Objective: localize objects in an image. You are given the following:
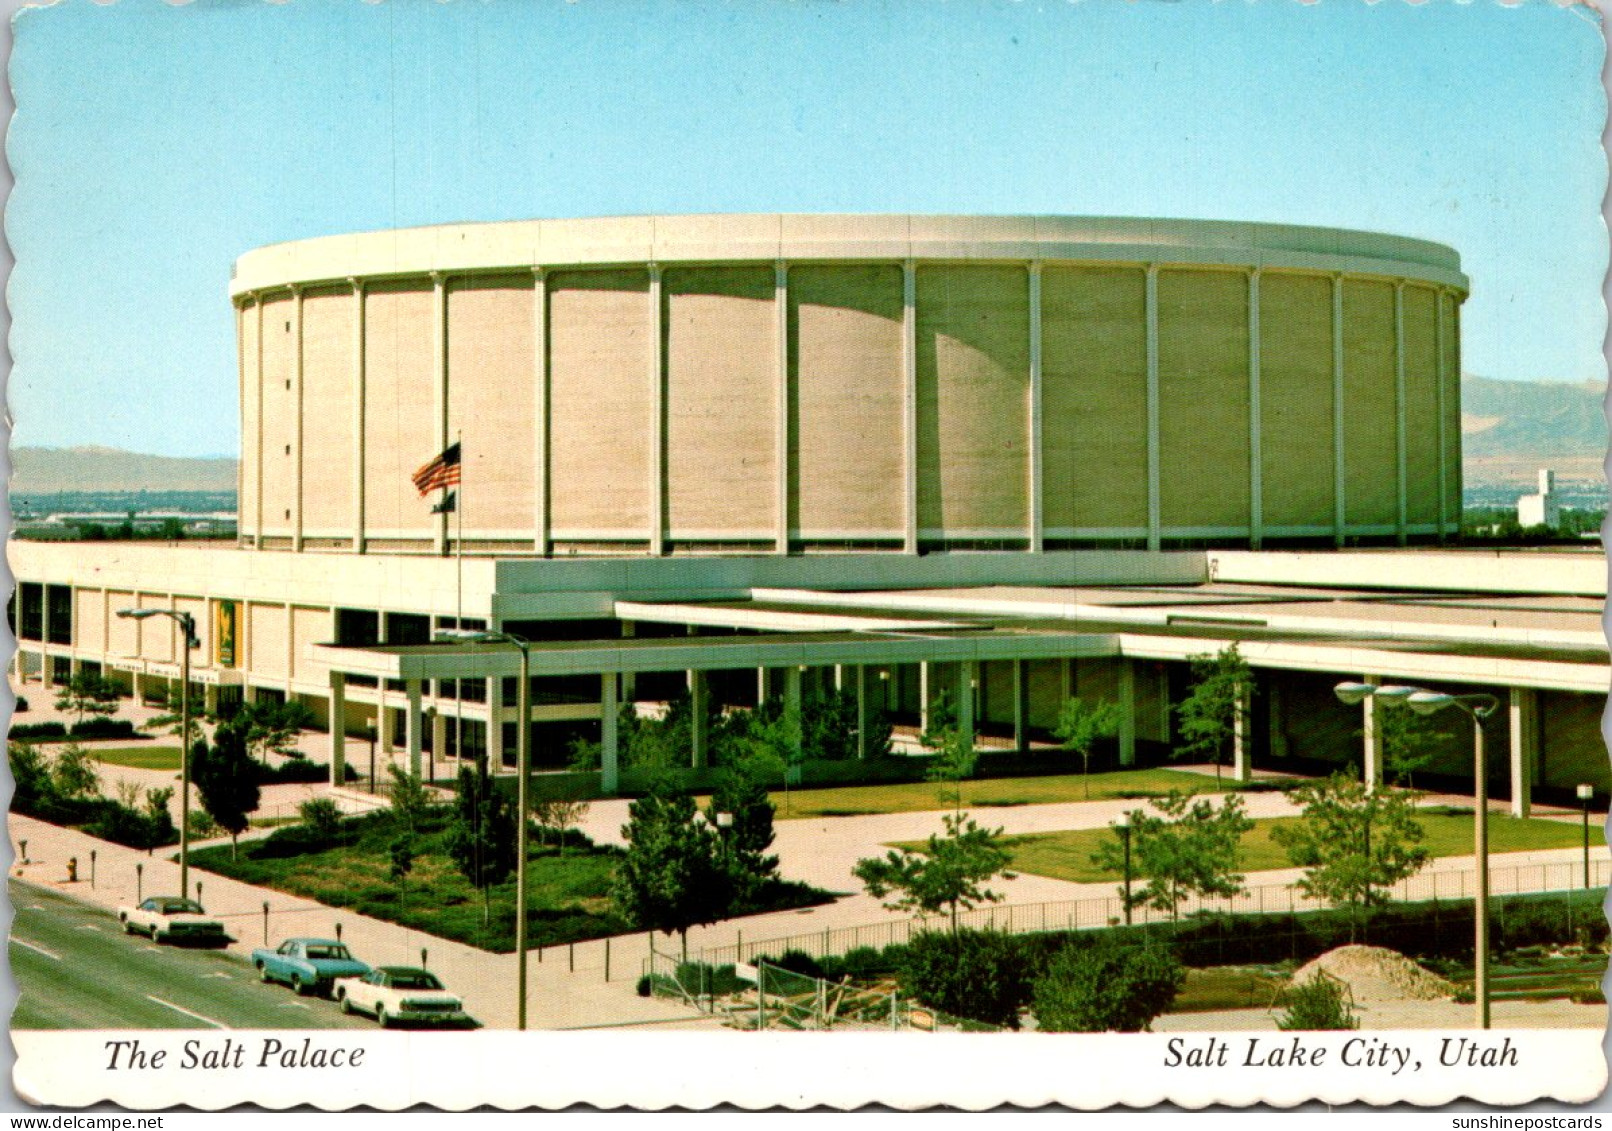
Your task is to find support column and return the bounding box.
[1332,275,1347,547]
[431,711,447,768]
[1028,261,1044,553]
[690,670,709,769]
[919,662,932,733]
[1509,687,1538,819]
[204,684,219,717]
[775,262,790,555]
[1394,282,1408,545]
[292,283,306,553]
[1435,288,1449,538]
[432,272,450,557]
[855,665,871,760]
[255,299,266,545]
[351,278,366,553]
[487,682,506,768]
[379,700,395,753]
[601,673,619,794]
[957,661,976,751]
[1230,678,1253,784]
[902,259,919,555]
[406,679,424,779]
[1118,660,1137,767]
[784,667,803,762]
[328,673,346,786]
[1145,264,1161,551]
[532,268,550,555]
[648,265,666,556]
[1012,660,1028,754]
[620,622,637,701]
[1361,672,1384,791]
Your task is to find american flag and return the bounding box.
[412,442,462,496]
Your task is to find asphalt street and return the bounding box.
[9,880,374,1031]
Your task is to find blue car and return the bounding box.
[251,937,370,997]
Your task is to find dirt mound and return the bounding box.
[1292,945,1455,1003]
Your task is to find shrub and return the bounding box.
[673,962,749,998]
[298,797,343,841]
[636,974,654,998]
[897,929,1032,1029]
[15,696,28,713]
[1277,971,1358,1031]
[256,754,354,785]
[10,722,67,740]
[1031,938,1183,1033]
[69,718,139,740]
[187,809,222,839]
[764,949,825,980]
[821,946,892,982]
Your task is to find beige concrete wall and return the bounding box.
[548,269,654,539]
[448,275,536,536]
[1041,266,1149,535]
[248,601,288,679]
[789,264,905,540]
[75,589,105,655]
[137,594,174,663]
[259,295,296,536]
[1158,269,1250,531]
[915,265,1030,538]
[300,287,356,534]
[290,605,331,680]
[1402,285,1441,528]
[1258,273,1334,529]
[1342,279,1398,529]
[240,301,260,539]
[665,266,777,539]
[363,281,437,538]
[106,590,137,658]
[1025,658,1064,729]
[174,596,209,669]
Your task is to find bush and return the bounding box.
[1031,938,1183,1033]
[256,754,354,785]
[764,949,825,980]
[1277,972,1358,1031]
[10,721,67,740]
[636,974,654,998]
[187,809,222,839]
[15,696,28,713]
[673,962,749,998]
[69,718,139,740]
[298,797,343,841]
[898,929,1032,1029]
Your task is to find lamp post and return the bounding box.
[437,627,532,1029]
[1336,681,1497,1029]
[1115,812,1133,925]
[367,724,378,795]
[118,607,199,899]
[1578,784,1594,889]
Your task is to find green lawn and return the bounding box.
[897,812,1606,885]
[700,768,1277,820]
[89,745,183,771]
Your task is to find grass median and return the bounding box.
[89,745,183,771]
[892,810,1605,885]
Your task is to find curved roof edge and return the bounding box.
[231,213,1469,298]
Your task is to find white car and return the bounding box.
[334,966,469,1027]
[117,896,229,945]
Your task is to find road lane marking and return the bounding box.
[204,972,231,979]
[146,996,225,1029]
[75,925,103,932]
[280,1001,313,1010]
[11,938,60,961]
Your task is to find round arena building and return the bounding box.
[230,214,1468,556]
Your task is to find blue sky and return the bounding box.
[6,0,1605,458]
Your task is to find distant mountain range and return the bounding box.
[6,378,1603,495]
[10,445,237,494]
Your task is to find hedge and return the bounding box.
[69,718,140,740]
[10,721,67,740]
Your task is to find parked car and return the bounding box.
[117,897,229,945]
[251,938,370,996]
[333,966,470,1028]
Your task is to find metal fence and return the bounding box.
[683,858,1612,970]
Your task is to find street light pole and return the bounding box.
[1115,813,1133,926]
[118,608,198,900]
[436,627,532,1029]
[1335,681,1496,1030]
[1578,784,1594,889]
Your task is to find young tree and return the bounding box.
[853,812,1014,936]
[1271,771,1430,934]
[50,743,100,800]
[923,725,979,817]
[236,699,318,762]
[1054,697,1121,798]
[531,795,591,857]
[1175,643,1252,783]
[190,723,261,857]
[54,672,121,727]
[147,684,210,747]
[447,762,518,924]
[704,763,779,901]
[1032,939,1185,1032]
[1093,790,1253,920]
[9,742,52,815]
[1378,708,1450,790]
[739,700,805,815]
[612,777,732,957]
[389,835,415,912]
[387,764,432,836]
